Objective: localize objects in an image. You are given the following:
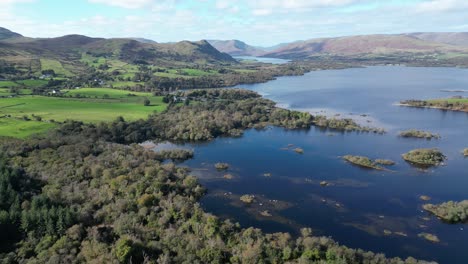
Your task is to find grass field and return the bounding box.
[0,118,56,139]
[63,88,154,99]
[0,81,19,88]
[0,88,32,96]
[0,96,165,122]
[0,88,167,138]
[111,81,142,88]
[17,79,49,87]
[0,88,14,97]
[40,59,73,77]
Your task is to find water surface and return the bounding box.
[234,56,290,64]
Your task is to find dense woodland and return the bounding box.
[0,89,434,263]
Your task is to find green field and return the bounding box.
[40,59,73,77]
[17,79,49,87]
[111,81,142,88]
[0,81,19,88]
[0,88,167,138]
[63,87,154,99]
[181,68,218,76]
[0,118,56,139]
[0,88,14,97]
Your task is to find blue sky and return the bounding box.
[1,0,468,46]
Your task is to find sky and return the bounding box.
[1,0,468,46]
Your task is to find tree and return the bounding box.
[143,98,150,106]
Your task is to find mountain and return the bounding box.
[263,34,468,59]
[0,28,236,77]
[406,32,468,47]
[131,38,157,44]
[208,39,266,56]
[0,27,22,40]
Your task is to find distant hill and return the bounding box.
[406,32,468,47]
[131,38,158,44]
[262,34,468,59]
[208,40,266,56]
[0,28,236,77]
[0,27,22,40]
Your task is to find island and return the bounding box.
[313,116,386,134]
[400,98,468,113]
[423,200,468,223]
[398,129,440,140]
[215,162,230,170]
[343,155,395,170]
[402,148,446,167]
[464,148,468,156]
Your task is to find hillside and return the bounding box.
[0,29,236,78]
[208,39,266,56]
[407,32,468,47]
[263,34,468,59]
[0,27,22,40]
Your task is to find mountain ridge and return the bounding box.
[208,32,468,59]
[0,27,23,40]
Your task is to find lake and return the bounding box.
[155,66,468,263]
[234,56,291,64]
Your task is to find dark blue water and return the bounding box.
[160,67,468,263]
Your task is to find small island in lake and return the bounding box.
[464,148,468,156]
[418,233,440,243]
[240,194,255,204]
[399,129,440,140]
[402,148,446,167]
[400,97,468,112]
[343,155,395,170]
[215,162,230,170]
[423,200,468,223]
[313,116,386,134]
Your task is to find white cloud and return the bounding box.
[249,0,359,16]
[416,0,468,13]
[252,9,272,16]
[88,0,153,9]
[251,0,357,9]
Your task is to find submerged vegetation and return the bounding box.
[399,129,441,140]
[423,200,468,223]
[343,155,394,170]
[401,98,468,112]
[402,148,446,167]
